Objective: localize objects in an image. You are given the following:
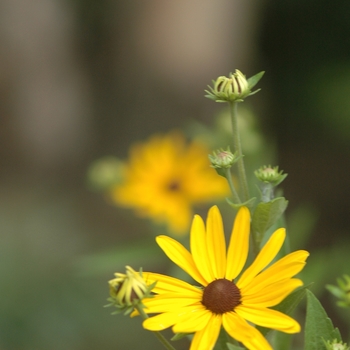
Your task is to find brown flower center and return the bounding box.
[202,278,241,314]
[167,180,181,192]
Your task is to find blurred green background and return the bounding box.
[1,1,350,349]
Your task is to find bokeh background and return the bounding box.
[1,1,350,349]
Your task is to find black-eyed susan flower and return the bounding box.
[111,133,229,234]
[135,206,309,350]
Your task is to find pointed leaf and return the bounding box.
[252,197,288,238]
[305,289,341,350]
[247,71,265,89]
[271,332,292,350]
[226,344,245,350]
[214,327,230,350]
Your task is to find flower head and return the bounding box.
[111,133,229,234]
[136,206,309,350]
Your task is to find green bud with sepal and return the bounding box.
[324,339,350,350]
[209,147,240,177]
[255,165,288,202]
[326,274,350,309]
[205,70,264,103]
[255,165,287,186]
[107,266,155,315]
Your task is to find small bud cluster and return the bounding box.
[107,266,155,315]
[326,274,350,309]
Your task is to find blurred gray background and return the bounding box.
[1,0,350,349]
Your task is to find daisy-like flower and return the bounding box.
[111,133,229,234]
[136,206,309,350]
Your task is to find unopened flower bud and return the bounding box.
[205,70,264,103]
[326,274,350,309]
[209,148,238,169]
[255,165,287,187]
[107,266,154,315]
[324,339,350,350]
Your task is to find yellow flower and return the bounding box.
[111,133,229,234]
[136,206,309,350]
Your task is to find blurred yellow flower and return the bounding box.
[136,206,309,350]
[111,133,229,234]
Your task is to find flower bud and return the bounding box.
[326,274,350,309]
[254,165,287,187]
[209,148,238,170]
[107,266,154,315]
[324,339,349,350]
[205,70,264,103]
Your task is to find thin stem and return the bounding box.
[136,304,177,350]
[225,168,241,204]
[229,101,250,202]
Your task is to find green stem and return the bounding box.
[136,305,177,350]
[225,168,241,204]
[229,101,250,202]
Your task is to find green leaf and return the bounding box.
[226,344,245,350]
[270,332,292,350]
[304,289,341,350]
[214,327,230,350]
[251,197,288,241]
[226,197,256,210]
[247,71,265,89]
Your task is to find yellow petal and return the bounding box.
[206,206,226,279]
[235,305,301,333]
[156,236,207,286]
[190,314,222,350]
[142,294,202,314]
[172,308,211,333]
[237,228,286,289]
[143,312,177,331]
[190,215,214,283]
[241,278,303,307]
[223,312,272,350]
[143,272,202,294]
[146,304,207,332]
[242,250,309,294]
[225,206,250,280]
